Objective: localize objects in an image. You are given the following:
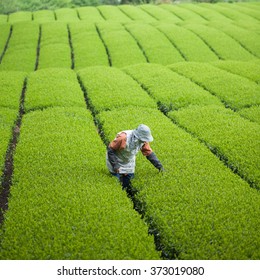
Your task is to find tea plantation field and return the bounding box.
[0,3,260,260]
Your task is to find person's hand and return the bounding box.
[158,167,165,173]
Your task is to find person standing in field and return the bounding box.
[106,124,164,192]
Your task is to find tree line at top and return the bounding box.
[0,0,239,15]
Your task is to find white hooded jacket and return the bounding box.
[107,125,163,174]
[106,130,145,174]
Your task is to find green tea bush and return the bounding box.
[208,22,260,58]
[0,71,25,190]
[234,20,260,34]
[78,66,157,113]
[97,5,132,23]
[69,22,109,69]
[76,6,105,21]
[0,108,19,187]
[97,107,260,259]
[160,4,207,24]
[0,15,7,23]
[119,5,156,23]
[211,60,260,84]
[0,107,159,259]
[0,22,39,72]
[33,10,55,23]
[0,71,26,110]
[182,23,257,61]
[203,3,259,32]
[202,2,260,26]
[168,105,260,189]
[238,106,260,125]
[180,3,232,23]
[229,2,260,20]
[25,68,85,112]
[38,22,71,69]
[55,7,80,22]
[139,4,181,23]
[169,62,260,110]
[155,23,219,62]
[0,24,11,60]
[8,11,32,23]
[123,63,222,111]
[96,22,146,67]
[237,2,260,9]
[124,22,184,65]
[238,2,260,8]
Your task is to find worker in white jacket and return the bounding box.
[106,124,164,191]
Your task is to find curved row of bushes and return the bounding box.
[69,21,108,68]
[169,105,260,189]
[0,71,26,186]
[123,63,222,111]
[169,62,260,111]
[1,21,259,72]
[0,22,39,72]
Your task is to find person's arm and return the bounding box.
[147,152,163,170]
[107,147,120,172]
[107,133,127,173]
[141,143,164,171]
